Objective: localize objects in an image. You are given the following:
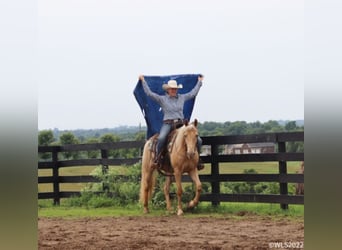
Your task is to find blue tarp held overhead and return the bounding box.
[133,74,200,139]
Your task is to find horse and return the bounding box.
[139,119,202,216]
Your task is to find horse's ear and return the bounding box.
[184,119,189,126]
[193,119,198,127]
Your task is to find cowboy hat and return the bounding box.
[162,80,183,91]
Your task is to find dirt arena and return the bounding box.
[38,214,304,250]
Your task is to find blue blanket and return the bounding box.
[134,74,200,139]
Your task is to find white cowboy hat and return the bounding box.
[162,80,183,91]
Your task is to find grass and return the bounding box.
[38,199,303,220]
[195,202,304,219]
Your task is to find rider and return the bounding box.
[139,75,204,170]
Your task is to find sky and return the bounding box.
[37,0,304,130]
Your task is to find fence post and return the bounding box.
[278,141,288,209]
[52,147,60,205]
[101,149,109,192]
[211,144,220,206]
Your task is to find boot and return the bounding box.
[197,159,205,170]
[153,153,161,167]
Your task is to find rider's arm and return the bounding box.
[182,75,203,101]
[139,75,163,103]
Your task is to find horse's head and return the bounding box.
[182,119,199,159]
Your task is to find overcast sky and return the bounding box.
[37,0,304,130]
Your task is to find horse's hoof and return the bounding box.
[143,208,149,214]
[177,209,184,216]
[188,200,196,208]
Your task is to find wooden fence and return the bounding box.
[38,131,304,209]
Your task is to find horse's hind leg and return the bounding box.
[188,170,202,208]
[163,176,173,211]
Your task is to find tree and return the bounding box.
[227,121,247,135]
[38,130,55,146]
[59,132,79,159]
[100,133,121,158]
[100,133,120,143]
[262,120,281,132]
[38,130,55,160]
[86,137,100,159]
[60,132,79,144]
[285,121,297,131]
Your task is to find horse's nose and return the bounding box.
[187,151,195,159]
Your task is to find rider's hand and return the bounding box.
[139,75,145,82]
[198,74,204,82]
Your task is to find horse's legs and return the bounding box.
[188,169,202,208]
[163,176,172,211]
[141,165,153,214]
[174,171,184,216]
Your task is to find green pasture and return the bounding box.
[39,166,96,192]
[38,161,303,193]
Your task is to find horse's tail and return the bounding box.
[139,141,157,204]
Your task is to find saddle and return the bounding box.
[149,129,178,173]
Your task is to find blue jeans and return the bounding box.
[156,123,202,156]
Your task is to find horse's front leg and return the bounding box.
[163,176,172,211]
[188,169,202,208]
[174,171,184,216]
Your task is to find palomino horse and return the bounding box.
[139,119,202,216]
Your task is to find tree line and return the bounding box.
[198,120,303,136]
[38,120,304,160]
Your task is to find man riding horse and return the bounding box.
[138,75,204,170]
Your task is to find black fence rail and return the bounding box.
[38,132,304,209]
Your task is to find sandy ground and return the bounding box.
[38,214,304,250]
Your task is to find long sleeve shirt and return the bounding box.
[142,80,202,121]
